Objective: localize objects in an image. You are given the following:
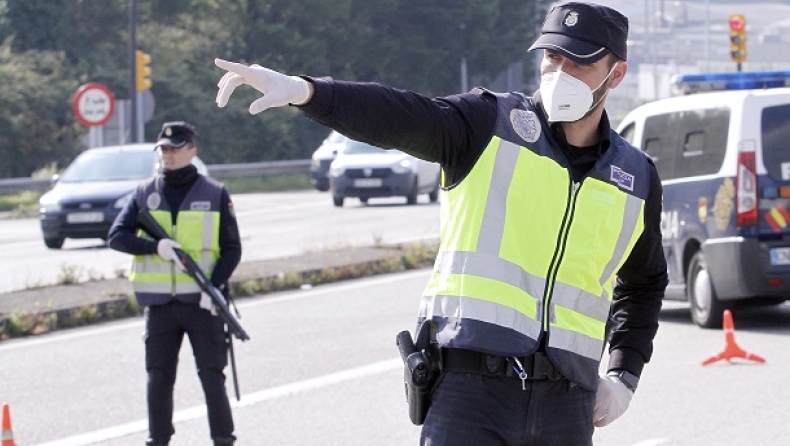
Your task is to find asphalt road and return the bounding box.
[1,270,789,446]
[0,190,440,294]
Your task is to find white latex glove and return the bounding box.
[157,238,181,262]
[593,374,633,427]
[214,58,312,115]
[156,239,185,271]
[199,292,217,316]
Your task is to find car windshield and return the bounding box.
[60,150,156,182]
[343,140,387,155]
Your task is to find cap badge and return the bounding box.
[564,11,579,27]
[164,127,172,137]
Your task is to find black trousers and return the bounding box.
[144,301,234,442]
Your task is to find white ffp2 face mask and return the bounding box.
[539,63,618,122]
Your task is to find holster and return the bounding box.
[396,323,439,426]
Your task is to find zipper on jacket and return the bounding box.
[540,181,581,332]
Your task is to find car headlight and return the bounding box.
[38,193,62,213]
[114,192,133,209]
[391,159,414,174]
[329,165,345,177]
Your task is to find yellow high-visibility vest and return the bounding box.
[130,176,222,306]
[419,93,652,390]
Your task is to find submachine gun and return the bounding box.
[396,323,440,426]
[137,210,249,400]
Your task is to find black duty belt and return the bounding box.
[442,348,563,381]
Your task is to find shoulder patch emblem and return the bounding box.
[146,192,161,210]
[610,165,635,191]
[510,109,541,144]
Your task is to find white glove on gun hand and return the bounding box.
[593,374,633,427]
[156,239,184,271]
[199,286,227,316]
[199,292,217,316]
[214,58,312,115]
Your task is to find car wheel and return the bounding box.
[332,194,344,207]
[359,197,369,204]
[428,174,440,203]
[406,179,418,205]
[44,237,64,249]
[316,184,329,192]
[687,251,725,328]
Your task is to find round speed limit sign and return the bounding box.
[72,82,115,127]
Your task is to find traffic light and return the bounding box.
[135,50,152,91]
[729,14,746,64]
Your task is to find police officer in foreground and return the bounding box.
[213,2,667,444]
[108,121,242,446]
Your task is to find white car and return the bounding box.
[310,131,348,191]
[328,140,440,207]
[38,144,207,249]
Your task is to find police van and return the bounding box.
[616,71,790,328]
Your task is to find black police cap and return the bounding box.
[156,121,197,148]
[529,2,629,64]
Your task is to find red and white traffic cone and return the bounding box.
[702,309,766,366]
[1,402,16,446]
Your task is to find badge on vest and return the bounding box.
[610,165,635,191]
[146,192,162,210]
[190,201,211,211]
[510,109,541,144]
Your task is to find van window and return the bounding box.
[674,108,729,178]
[761,104,790,181]
[642,114,678,179]
[641,108,729,180]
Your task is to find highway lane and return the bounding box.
[0,190,440,294]
[2,269,790,445]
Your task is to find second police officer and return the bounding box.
[108,121,242,446]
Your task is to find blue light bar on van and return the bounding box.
[671,71,790,94]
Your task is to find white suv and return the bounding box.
[616,71,790,327]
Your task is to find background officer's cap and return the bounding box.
[529,2,629,64]
[156,121,197,148]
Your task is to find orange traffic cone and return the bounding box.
[1,402,16,446]
[702,309,766,366]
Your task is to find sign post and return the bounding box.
[73,82,115,148]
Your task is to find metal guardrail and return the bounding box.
[0,159,312,194]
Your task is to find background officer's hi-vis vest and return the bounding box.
[130,175,222,306]
[419,92,653,391]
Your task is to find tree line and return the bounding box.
[0,0,549,179]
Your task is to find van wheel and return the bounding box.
[359,197,369,205]
[332,194,344,207]
[44,237,64,249]
[687,251,725,328]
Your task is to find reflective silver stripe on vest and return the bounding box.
[549,325,604,360]
[133,281,201,294]
[476,140,520,255]
[428,250,544,339]
[597,193,643,301]
[419,294,541,340]
[197,213,216,272]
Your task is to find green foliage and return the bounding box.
[0,0,538,178]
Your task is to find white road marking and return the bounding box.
[33,358,402,446]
